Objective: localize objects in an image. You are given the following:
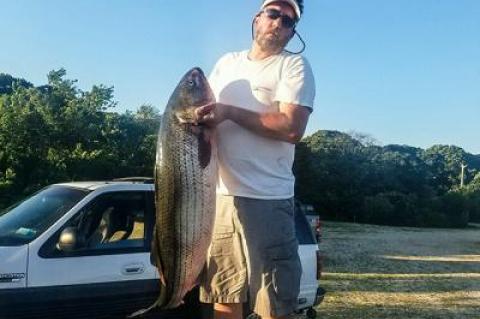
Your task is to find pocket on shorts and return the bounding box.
[210,225,234,256]
[267,239,302,301]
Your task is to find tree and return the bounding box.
[294,130,479,228]
[464,173,480,222]
[0,73,33,94]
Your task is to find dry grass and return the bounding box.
[314,221,480,318]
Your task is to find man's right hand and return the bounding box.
[194,102,230,127]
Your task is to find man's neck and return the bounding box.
[248,43,282,61]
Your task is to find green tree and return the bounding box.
[294,130,479,228]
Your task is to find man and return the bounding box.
[196,1,315,318]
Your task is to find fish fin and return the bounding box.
[151,227,167,287]
[150,227,158,266]
[127,304,156,318]
[128,271,169,318]
[126,291,166,318]
[198,129,211,169]
[159,270,167,287]
[191,125,202,135]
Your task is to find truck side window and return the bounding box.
[77,192,146,250]
[39,191,152,258]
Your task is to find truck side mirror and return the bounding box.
[57,227,80,252]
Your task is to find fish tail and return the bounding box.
[126,285,168,318]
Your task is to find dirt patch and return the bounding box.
[314,221,480,318]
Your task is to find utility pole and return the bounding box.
[461,163,468,188]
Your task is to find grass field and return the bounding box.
[313,221,480,319]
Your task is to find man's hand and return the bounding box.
[194,102,229,127]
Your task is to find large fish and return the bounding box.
[130,67,217,316]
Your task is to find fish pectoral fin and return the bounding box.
[198,129,211,169]
[191,125,202,135]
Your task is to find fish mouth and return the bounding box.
[184,67,206,89]
[185,67,215,105]
[172,67,215,125]
[189,67,204,77]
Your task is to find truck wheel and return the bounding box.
[306,307,317,318]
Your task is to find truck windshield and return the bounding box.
[0,186,90,246]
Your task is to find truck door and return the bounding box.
[25,190,159,318]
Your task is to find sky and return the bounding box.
[1,0,479,154]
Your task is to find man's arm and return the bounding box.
[196,102,311,144]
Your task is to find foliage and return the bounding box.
[463,173,480,222]
[295,130,479,228]
[0,70,160,208]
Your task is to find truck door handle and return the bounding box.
[122,263,145,275]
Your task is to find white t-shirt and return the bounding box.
[209,50,315,199]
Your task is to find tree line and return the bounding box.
[1,70,479,228]
[294,131,480,227]
[0,70,159,208]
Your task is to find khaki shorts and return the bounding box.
[199,195,302,318]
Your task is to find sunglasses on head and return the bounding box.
[261,8,296,29]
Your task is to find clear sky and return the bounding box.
[1,0,479,154]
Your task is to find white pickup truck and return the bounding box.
[0,179,324,319]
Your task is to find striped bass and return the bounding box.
[130,67,216,316]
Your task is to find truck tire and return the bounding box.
[306,307,317,318]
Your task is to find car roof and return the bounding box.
[55,178,154,191]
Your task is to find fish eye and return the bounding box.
[186,79,195,87]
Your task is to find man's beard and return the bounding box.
[255,29,289,53]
